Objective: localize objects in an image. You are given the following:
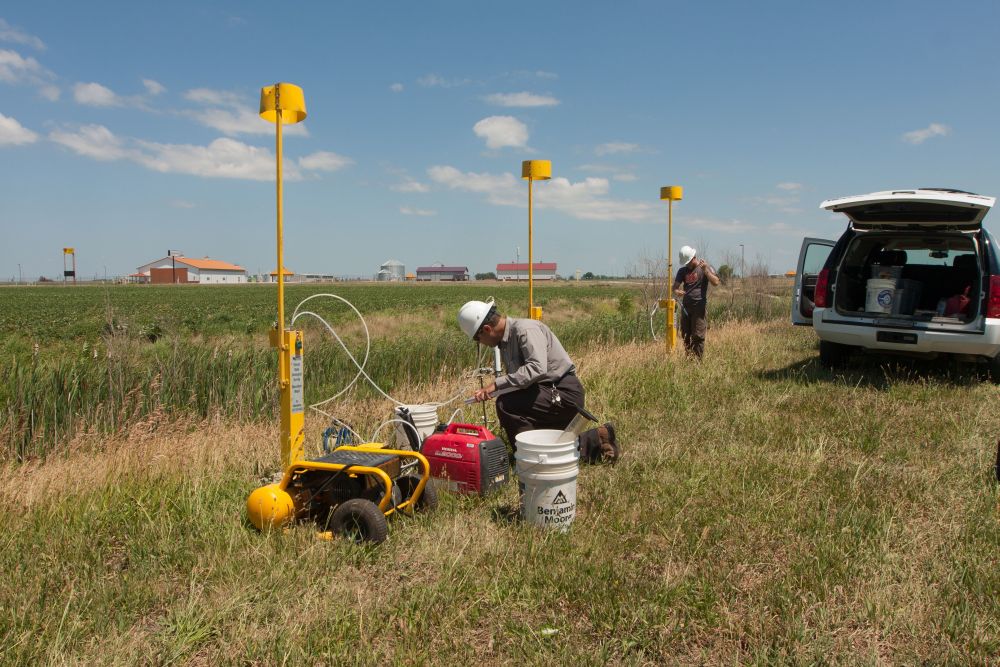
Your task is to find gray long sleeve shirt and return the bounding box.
[493,317,576,392]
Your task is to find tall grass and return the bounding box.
[1,285,790,460]
[1,320,997,664]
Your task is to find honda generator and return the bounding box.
[421,423,510,495]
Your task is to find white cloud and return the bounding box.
[73,82,122,107]
[143,78,165,95]
[135,137,284,180]
[595,142,640,156]
[183,87,243,106]
[776,182,802,191]
[752,195,802,215]
[390,82,403,93]
[681,216,757,234]
[48,124,343,181]
[169,200,196,209]
[417,73,471,88]
[0,112,38,145]
[428,165,521,206]
[298,151,353,171]
[902,123,950,145]
[577,163,638,182]
[400,206,436,217]
[391,179,430,193]
[538,177,654,221]
[0,19,45,50]
[50,124,130,161]
[473,115,528,149]
[428,165,654,222]
[534,70,558,79]
[766,221,809,235]
[0,48,57,99]
[182,87,308,136]
[484,92,559,107]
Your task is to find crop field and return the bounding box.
[1,281,998,664]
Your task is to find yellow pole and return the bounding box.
[659,185,683,353]
[260,83,307,468]
[667,198,676,351]
[528,176,534,317]
[276,106,284,334]
[521,160,550,320]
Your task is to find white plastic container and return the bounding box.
[394,403,439,448]
[515,429,580,531]
[865,279,897,314]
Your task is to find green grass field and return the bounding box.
[1,282,998,664]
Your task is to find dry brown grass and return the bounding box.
[3,317,999,664]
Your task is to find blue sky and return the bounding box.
[3,1,1000,281]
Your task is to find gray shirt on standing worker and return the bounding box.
[493,317,575,392]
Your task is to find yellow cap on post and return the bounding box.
[660,186,683,201]
[522,160,552,180]
[259,83,307,124]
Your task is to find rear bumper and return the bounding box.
[813,309,1000,358]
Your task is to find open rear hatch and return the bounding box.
[821,189,994,230]
[821,190,993,333]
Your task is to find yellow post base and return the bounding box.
[530,305,543,320]
[271,328,305,467]
[659,298,677,352]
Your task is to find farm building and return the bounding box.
[268,267,296,283]
[377,259,405,281]
[496,262,557,281]
[136,256,247,284]
[416,264,469,281]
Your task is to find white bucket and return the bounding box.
[515,429,580,531]
[394,403,439,448]
[865,279,896,314]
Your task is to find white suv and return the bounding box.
[792,188,1000,379]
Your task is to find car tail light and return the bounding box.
[988,275,1000,318]
[814,269,830,308]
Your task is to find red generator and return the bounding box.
[421,423,510,496]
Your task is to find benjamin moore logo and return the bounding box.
[552,490,569,505]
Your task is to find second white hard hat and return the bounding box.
[679,245,697,265]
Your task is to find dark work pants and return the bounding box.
[494,374,597,453]
[680,302,708,359]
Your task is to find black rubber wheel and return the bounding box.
[330,498,388,544]
[988,353,1000,384]
[396,475,438,512]
[819,340,851,368]
[994,440,1000,483]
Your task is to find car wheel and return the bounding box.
[819,340,851,368]
[330,498,389,544]
[988,353,1000,384]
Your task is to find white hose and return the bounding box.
[289,292,488,442]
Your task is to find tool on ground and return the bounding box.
[558,406,599,441]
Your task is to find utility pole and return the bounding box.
[18,263,22,285]
[739,244,745,280]
[168,249,182,284]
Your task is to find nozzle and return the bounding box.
[559,407,599,440]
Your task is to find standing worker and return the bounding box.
[457,300,619,464]
[672,245,721,359]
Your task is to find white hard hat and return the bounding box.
[679,245,697,265]
[457,300,496,339]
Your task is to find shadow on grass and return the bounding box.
[757,349,994,389]
[490,503,522,526]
